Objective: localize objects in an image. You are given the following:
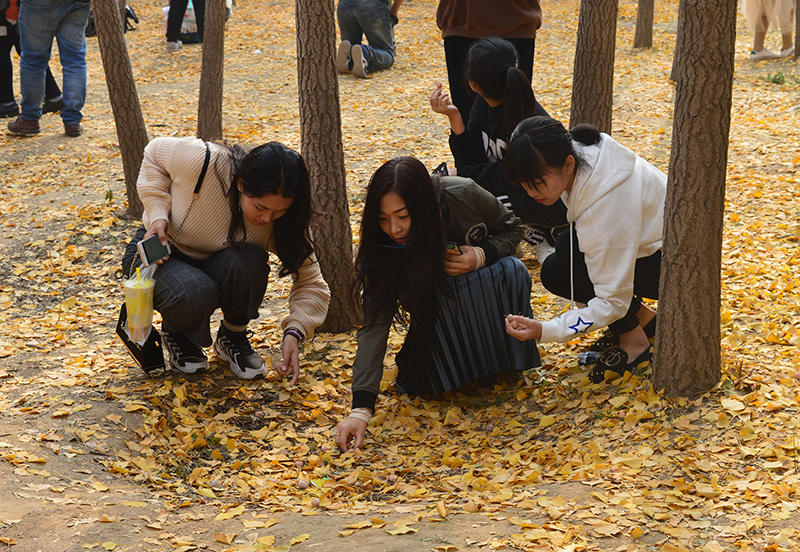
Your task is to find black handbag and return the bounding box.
[115,303,165,375]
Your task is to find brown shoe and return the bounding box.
[64,122,83,137]
[7,116,40,135]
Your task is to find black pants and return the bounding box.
[122,226,270,347]
[541,227,661,336]
[166,0,205,42]
[0,31,61,105]
[443,35,535,127]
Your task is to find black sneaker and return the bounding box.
[42,98,66,115]
[161,328,208,374]
[0,103,20,119]
[213,325,266,380]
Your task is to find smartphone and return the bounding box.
[446,242,462,255]
[432,162,448,177]
[137,234,171,267]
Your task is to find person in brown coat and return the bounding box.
[436,0,542,126]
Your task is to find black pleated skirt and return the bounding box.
[395,256,540,396]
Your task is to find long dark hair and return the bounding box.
[353,157,447,326]
[505,116,600,189]
[223,142,316,277]
[465,37,538,136]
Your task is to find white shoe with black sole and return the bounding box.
[214,326,267,380]
[161,329,209,374]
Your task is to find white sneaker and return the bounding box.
[749,48,779,61]
[167,40,182,53]
[532,240,555,264]
[336,40,352,73]
[351,45,368,78]
[161,329,208,374]
[780,47,795,58]
[213,326,267,380]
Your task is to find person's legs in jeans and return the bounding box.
[337,0,364,45]
[54,0,89,126]
[18,0,58,121]
[44,65,62,101]
[355,0,395,71]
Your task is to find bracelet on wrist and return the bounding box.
[283,327,305,344]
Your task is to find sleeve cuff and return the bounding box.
[352,390,377,413]
[481,242,501,266]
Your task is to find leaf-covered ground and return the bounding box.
[1,0,800,551]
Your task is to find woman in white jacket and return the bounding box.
[503,116,665,383]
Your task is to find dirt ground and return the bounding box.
[2,0,800,551]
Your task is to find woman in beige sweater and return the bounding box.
[122,137,330,383]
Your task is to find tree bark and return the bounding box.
[570,0,618,134]
[633,0,654,48]
[652,0,737,396]
[295,0,358,333]
[91,0,148,218]
[197,0,225,141]
[670,6,684,83]
[795,0,799,61]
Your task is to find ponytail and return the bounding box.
[465,37,537,134]
[505,116,598,186]
[502,65,537,136]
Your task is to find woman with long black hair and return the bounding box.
[335,157,538,452]
[122,137,330,382]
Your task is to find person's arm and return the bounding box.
[335,300,393,452]
[539,211,640,344]
[278,253,331,384]
[390,0,402,18]
[137,138,178,226]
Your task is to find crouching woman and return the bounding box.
[504,117,664,383]
[122,137,330,382]
[335,157,539,452]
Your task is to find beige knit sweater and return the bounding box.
[138,137,330,338]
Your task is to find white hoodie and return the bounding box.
[539,134,667,344]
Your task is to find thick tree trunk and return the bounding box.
[570,0,618,134]
[795,0,799,61]
[91,0,148,219]
[633,0,654,48]
[197,0,225,141]
[652,0,737,396]
[295,0,358,333]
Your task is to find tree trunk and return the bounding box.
[670,6,684,83]
[633,0,654,48]
[795,0,799,61]
[197,0,225,141]
[295,0,358,333]
[570,0,618,134]
[91,0,148,219]
[652,0,736,396]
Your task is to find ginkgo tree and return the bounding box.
[652,0,738,396]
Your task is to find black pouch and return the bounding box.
[115,303,165,375]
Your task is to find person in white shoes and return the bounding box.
[336,0,402,78]
[121,138,330,382]
[744,0,795,60]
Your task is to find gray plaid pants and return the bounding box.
[122,226,271,347]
